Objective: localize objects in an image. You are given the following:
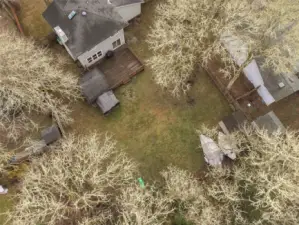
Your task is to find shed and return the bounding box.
[80,68,109,104]
[41,125,62,145]
[252,111,286,133]
[96,90,120,114]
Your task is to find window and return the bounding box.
[97,51,102,57]
[86,51,102,64]
[117,39,121,46]
[112,38,121,49]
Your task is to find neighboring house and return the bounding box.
[252,111,286,133]
[221,32,299,106]
[218,110,286,134]
[43,0,143,68]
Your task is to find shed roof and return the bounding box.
[110,0,143,7]
[256,58,299,101]
[252,111,286,133]
[43,0,127,58]
[41,125,62,145]
[96,90,119,114]
[80,68,110,104]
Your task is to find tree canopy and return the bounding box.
[148,0,299,95]
[7,127,299,224]
[0,30,80,141]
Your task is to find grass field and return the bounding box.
[12,0,231,179]
[67,1,231,180]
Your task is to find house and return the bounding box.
[221,32,299,106]
[43,0,143,68]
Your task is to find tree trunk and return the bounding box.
[226,73,241,91]
[7,2,24,35]
[225,54,253,91]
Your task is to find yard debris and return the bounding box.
[10,125,61,164]
[218,132,237,160]
[0,185,8,194]
[138,177,145,188]
[200,134,224,167]
[10,140,48,164]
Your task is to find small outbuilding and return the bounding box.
[41,125,62,145]
[96,90,120,114]
[80,68,109,104]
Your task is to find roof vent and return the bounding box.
[278,82,285,88]
[54,26,68,43]
[82,11,87,16]
[68,10,77,20]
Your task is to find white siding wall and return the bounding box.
[116,3,141,22]
[77,29,125,68]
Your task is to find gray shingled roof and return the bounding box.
[256,58,299,101]
[96,91,119,114]
[110,0,143,7]
[252,111,286,133]
[41,125,62,145]
[43,0,128,58]
[80,68,110,104]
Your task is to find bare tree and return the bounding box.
[0,30,80,141]
[0,144,11,175]
[7,127,299,224]
[7,134,137,225]
[148,0,299,96]
[234,127,299,225]
[117,185,173,225]
[196,125,299,225]
[161,166,241,225]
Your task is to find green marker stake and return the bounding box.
[138,177,145,188]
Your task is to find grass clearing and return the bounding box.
[13,0,231,181]
[19,0,51,38]
[0,0,231,220]
[68,1,232,180]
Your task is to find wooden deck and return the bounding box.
[95,46,144,90]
